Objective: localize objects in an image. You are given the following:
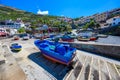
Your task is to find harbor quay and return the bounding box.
[0,1,120,80]
[0,38,120,80]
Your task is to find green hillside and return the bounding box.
[0,5,72,33]
[0,5,59,22]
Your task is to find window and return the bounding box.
[113,22,115,25]
[113,18,116,21]
[118,22,120,24]
[109,24,112,26]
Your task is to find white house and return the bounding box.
[0,20,26,35]
[0,28,7,32]
[0,20,26,29]
[0,28,17,36]
[37,9,49,15]
[106,16,120,26]
[9,29,17,35]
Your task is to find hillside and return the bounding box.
[0,5,73,33]
[0,5,60,23]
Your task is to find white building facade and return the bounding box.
[106,16,120,26]
[0,20,26,29]
[0,22,25,29]
[0,20,26,35]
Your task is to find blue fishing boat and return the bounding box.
[10,43,22,51]
[61,34,75,42]
[34,40,76,65]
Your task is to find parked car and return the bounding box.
[34,34,44,39]
[13,36,19,40]
[23,36,29,40]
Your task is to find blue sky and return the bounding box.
[0,0,120,18]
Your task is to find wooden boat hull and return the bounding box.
[13,48,21,51]
[14,38,19,40]
[90,37,98,41]
[42,51,76,65]
[62,39,74,42]
[77,37,90,41]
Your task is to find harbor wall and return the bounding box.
[68,42,120,59]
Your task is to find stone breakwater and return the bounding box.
[64,42,120,59]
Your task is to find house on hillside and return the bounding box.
[0,19,26,36]
[0,28,8,37]
[106,16,120,26]
[0,19,26,29]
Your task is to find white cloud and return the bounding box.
[37,9,49,15]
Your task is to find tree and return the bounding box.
[89,20,95,29]
[82,23,89,30]
[18,27,25,33]
[82,20,97,30]
[30,26,36,30]
[30,26,37,34]
[53,21,61,27]
[66,24,72,32]
[95,23,100,29]
[74,18,79,21]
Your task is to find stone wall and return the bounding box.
[69,42,120,59]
